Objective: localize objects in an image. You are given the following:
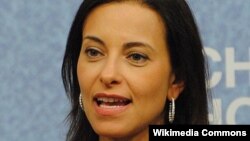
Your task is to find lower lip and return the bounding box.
[94,102,130,116]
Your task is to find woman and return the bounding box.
[62,0,210,140]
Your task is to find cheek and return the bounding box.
[128,66,170,106]
[77,63,96,94]
[132,76,169,102]
[129,72,169,124]
[129,65,170,95]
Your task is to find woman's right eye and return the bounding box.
[84,48,103,60]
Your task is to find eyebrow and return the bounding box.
[83,35,154,51]
[123,42,154,51]
[83,36,105,46]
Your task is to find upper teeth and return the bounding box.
[97,98,127,103]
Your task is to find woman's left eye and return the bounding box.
[127,53,149,65]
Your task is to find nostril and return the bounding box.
[99,70,122,87]
[100,76,121,86]
[110,80,118,84]
[104,80,119,88]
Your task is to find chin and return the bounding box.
[94,126,132,138]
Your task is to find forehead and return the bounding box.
[82,2,166,37]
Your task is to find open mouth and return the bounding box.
[94,97,132,107]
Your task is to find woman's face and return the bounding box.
[78,2,176,140]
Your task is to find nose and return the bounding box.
[100,59,122,88]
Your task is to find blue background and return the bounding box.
[0,0,249,140]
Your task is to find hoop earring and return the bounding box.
[79,94,84,111]
[169,98,175,123]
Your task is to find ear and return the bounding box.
[167,74,184,101]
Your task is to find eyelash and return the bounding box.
[127,52,149,64]
[84,48,149,65]
[84,48,103,59]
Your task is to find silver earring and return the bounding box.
[169,98,175,123]
[79,94,84,111]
